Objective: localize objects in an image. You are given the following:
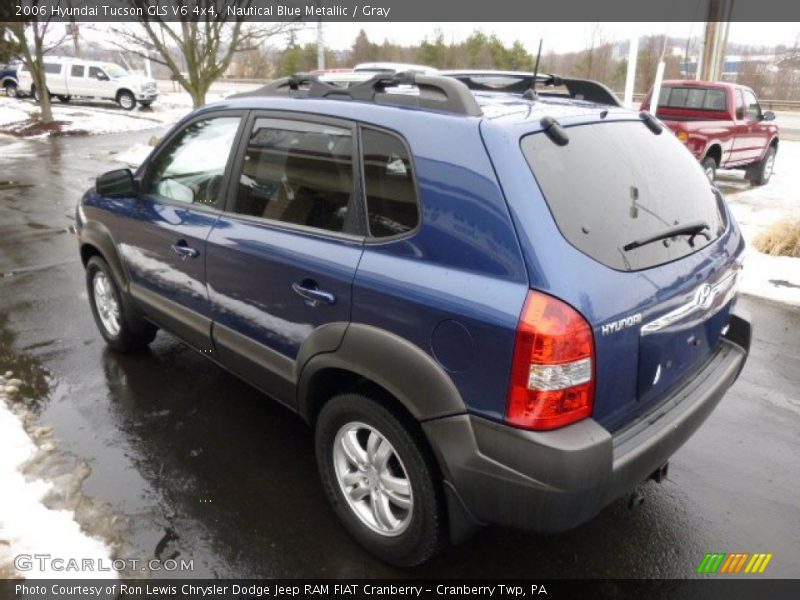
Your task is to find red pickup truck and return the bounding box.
[641,80,779,185]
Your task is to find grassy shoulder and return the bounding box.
[753,219,800,258]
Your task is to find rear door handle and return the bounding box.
[171,241,199,260]
[292,281,336,308]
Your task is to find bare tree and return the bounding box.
[6,2,67,123]
[112,0,295,108]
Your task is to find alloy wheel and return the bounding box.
[333,421,413,537]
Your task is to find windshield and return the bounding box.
[105,64,129,79]
[521,120,726,271]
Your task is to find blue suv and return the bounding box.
[77,71,751,566]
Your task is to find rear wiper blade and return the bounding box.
[623,221,710,252]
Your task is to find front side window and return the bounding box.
[361,128,419,237]
[232,118,355,234]
[146,117,241,206]
[105,64,129,79]
[88,66,106,79]
[743,90,761,121]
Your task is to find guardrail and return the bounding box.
[758,99,800,111]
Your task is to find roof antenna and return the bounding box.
[526,39,544,100]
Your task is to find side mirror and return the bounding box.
[762,110,776,121]
[96,169,137,197]
[96,72,109,81]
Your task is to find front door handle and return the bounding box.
[292,280,336,308]
[171,241,199,261]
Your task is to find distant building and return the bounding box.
[680,55,778,79]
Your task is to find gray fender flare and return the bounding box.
[296,323,467,422]
[79,218,129,291]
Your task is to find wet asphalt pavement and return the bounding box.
[0,130,799,579]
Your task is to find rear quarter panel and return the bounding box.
[349,110,531,421]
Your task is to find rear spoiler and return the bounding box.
[440,70,622,107]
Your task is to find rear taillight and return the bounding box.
[506,291,595,431]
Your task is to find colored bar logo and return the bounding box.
[696,552,773,574]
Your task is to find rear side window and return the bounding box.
[521,121,725,271]
[361,128,419,237]
[659,86,727,111]
[44,63,61,74]
[232,118,356,234]
[70,65,85,77]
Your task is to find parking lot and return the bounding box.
[1,119,799,578]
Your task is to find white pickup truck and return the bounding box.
[16,57,158,110]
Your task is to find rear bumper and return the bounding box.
[424,309,751,534]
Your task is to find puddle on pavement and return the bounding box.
[0,312,138,577]
[0,312,50,406]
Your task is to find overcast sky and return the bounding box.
[294,22,800,54]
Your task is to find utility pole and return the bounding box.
[316,22,325,71]
[700,0,734,81]
[623,35,639,108]
[650,36,669,117]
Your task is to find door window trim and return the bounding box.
[219,109,367,242]
[138,109,249,214]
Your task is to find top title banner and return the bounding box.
[4,0,800,22]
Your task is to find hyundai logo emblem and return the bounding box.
[696,283,714,309]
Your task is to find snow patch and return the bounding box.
[720,139,800,307]
[0,372,116,579]
[0,95,188,137]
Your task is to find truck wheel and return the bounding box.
[4,81,17,98]
[315,392,446,566]
[748,147,776,186]
[701,156,717,182]
[57,95,71,103]
[139,101,153,108]
[86,256,157,352]
[117,91,136,111]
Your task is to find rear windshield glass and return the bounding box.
[521,121,726,271]
[657,86,727,111]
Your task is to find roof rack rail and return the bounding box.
[440,70,622,107]
[229,71,483,117]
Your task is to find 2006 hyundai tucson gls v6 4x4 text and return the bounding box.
[76,71,751,566]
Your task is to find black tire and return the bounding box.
[701,156,717,183]
[4,82,17,98]
[748,146,776,186]
[139,101,153,108]
[117,90,136,111]
[86,256,157,352]
[57,95,71,103]
[315,392,446,566]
